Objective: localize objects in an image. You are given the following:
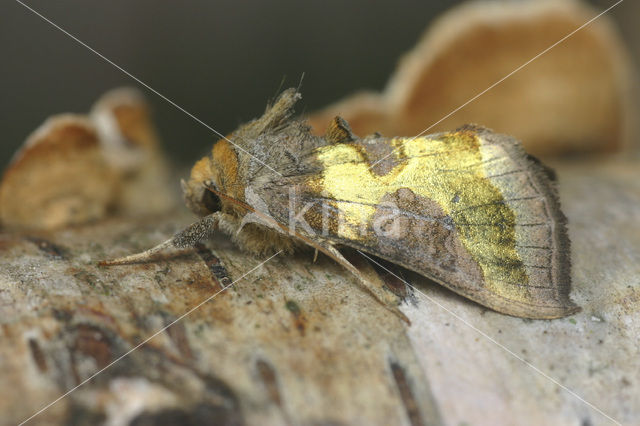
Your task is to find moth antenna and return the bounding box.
[296,72,305,92]
[273,75,288,102]
[99,214,219,266]
[98,239,175,266]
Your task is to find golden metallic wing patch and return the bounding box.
[269,126,577,319]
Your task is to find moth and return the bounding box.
[102,89,579,321]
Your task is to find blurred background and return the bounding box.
[1,0,638,169]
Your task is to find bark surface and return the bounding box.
[1,159,638,426]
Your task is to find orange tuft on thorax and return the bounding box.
[210,139,243,201]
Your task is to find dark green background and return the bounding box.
[1,1,637,170]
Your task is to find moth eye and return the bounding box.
[201,189,222,213]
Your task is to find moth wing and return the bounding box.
[257,127,578,319]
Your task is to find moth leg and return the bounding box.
[320,243,410,325]
[99,213,220,266]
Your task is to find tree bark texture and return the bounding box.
[0,159,638,426]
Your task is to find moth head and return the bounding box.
[182,139,244,217]
[183,89,303,218]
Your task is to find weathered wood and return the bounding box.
[0,159,638,425]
